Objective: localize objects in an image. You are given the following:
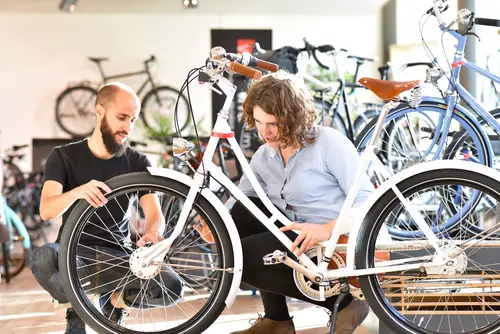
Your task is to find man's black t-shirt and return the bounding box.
[43,139,152,245]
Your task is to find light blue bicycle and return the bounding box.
[0,143,31,283]
[354,1,500,239]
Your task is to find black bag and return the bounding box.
[253,46,300,74]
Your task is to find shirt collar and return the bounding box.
[267,126,317,158]
[268,145,302,159]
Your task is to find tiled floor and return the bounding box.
[0,270,376,333]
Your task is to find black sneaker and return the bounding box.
[99,295,128,326]
[65,308,86,334]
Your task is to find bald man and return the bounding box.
[31,83,183,334]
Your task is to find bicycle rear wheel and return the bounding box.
[354,101,490,187]
[55,85,97,137]
[356,166,500,334]
[59,172,235,334]
[141,86,191,133]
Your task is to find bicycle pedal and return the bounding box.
[263,250,287,265]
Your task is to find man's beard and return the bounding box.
[100,116,128,157]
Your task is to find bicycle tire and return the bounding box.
[354,101,491,170]
[59,172,235,334]
[1,215,29,278]
[141,86,191,133]
[444,108,500,163]
[352,107,382,136]
[0,243,29,279]
[1,242,10,283]
[55,85,98,138]
[356,166,500,334]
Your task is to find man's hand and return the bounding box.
[137,232,164,248]
[280,220,336,256]
[193,216,215,244]
[71,179,112,208]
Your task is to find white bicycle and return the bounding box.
[59,42,500,334]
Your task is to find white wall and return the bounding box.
[475,0,500,110]
[0,4,382,171]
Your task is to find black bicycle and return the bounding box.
[55,55,190,137]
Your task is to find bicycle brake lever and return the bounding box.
[466,31,481,41]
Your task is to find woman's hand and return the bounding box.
[193,216,215,244]
[279,220,336,256]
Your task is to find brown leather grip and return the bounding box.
[230,62,262,80]
[256,59,279,72]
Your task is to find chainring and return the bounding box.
[292,246,345,301]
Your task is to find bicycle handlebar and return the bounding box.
[12,144,28,151]
[145,55,156,64]
[129,140,148,148]
[430,1,500,32]
[403,62,435,69]
[431,0,449,25]
[348,55,378,63]
[475,17,500,27]
[302,38,330,70]
[225,51,278,74]
[230,62,262,80]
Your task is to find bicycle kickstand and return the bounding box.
[328,278,350,334]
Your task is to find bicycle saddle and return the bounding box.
[358,77,420,100]
[88,57,109,63]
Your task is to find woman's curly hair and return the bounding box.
[242,71,317,149]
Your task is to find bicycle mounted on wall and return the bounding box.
[54,55,190,138]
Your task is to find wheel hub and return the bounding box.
[429,244,468,276]
[129,247,161,279]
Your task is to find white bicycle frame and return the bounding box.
[142,64,500,305]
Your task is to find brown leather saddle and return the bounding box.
[358,77,421,100]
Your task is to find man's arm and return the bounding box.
[140,193,165,235]
[40,179,112,221]
[40,180,74,221]
[137,193,165,247]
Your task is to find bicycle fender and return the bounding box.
[420,96,487,132]
[147,167,243,308]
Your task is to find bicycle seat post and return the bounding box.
[89,58,107,83]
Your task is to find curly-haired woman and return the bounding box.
[196,71,374,334]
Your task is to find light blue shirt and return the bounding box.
[226,126,374,224]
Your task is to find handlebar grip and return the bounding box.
[475,17,500,27]
[256,59,279,72]
[230,62,262,80]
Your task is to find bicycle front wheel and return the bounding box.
[59,172,235,334]
[356,165,500,334]
[354,101,491,186]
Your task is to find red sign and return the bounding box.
[237,39,256,54]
